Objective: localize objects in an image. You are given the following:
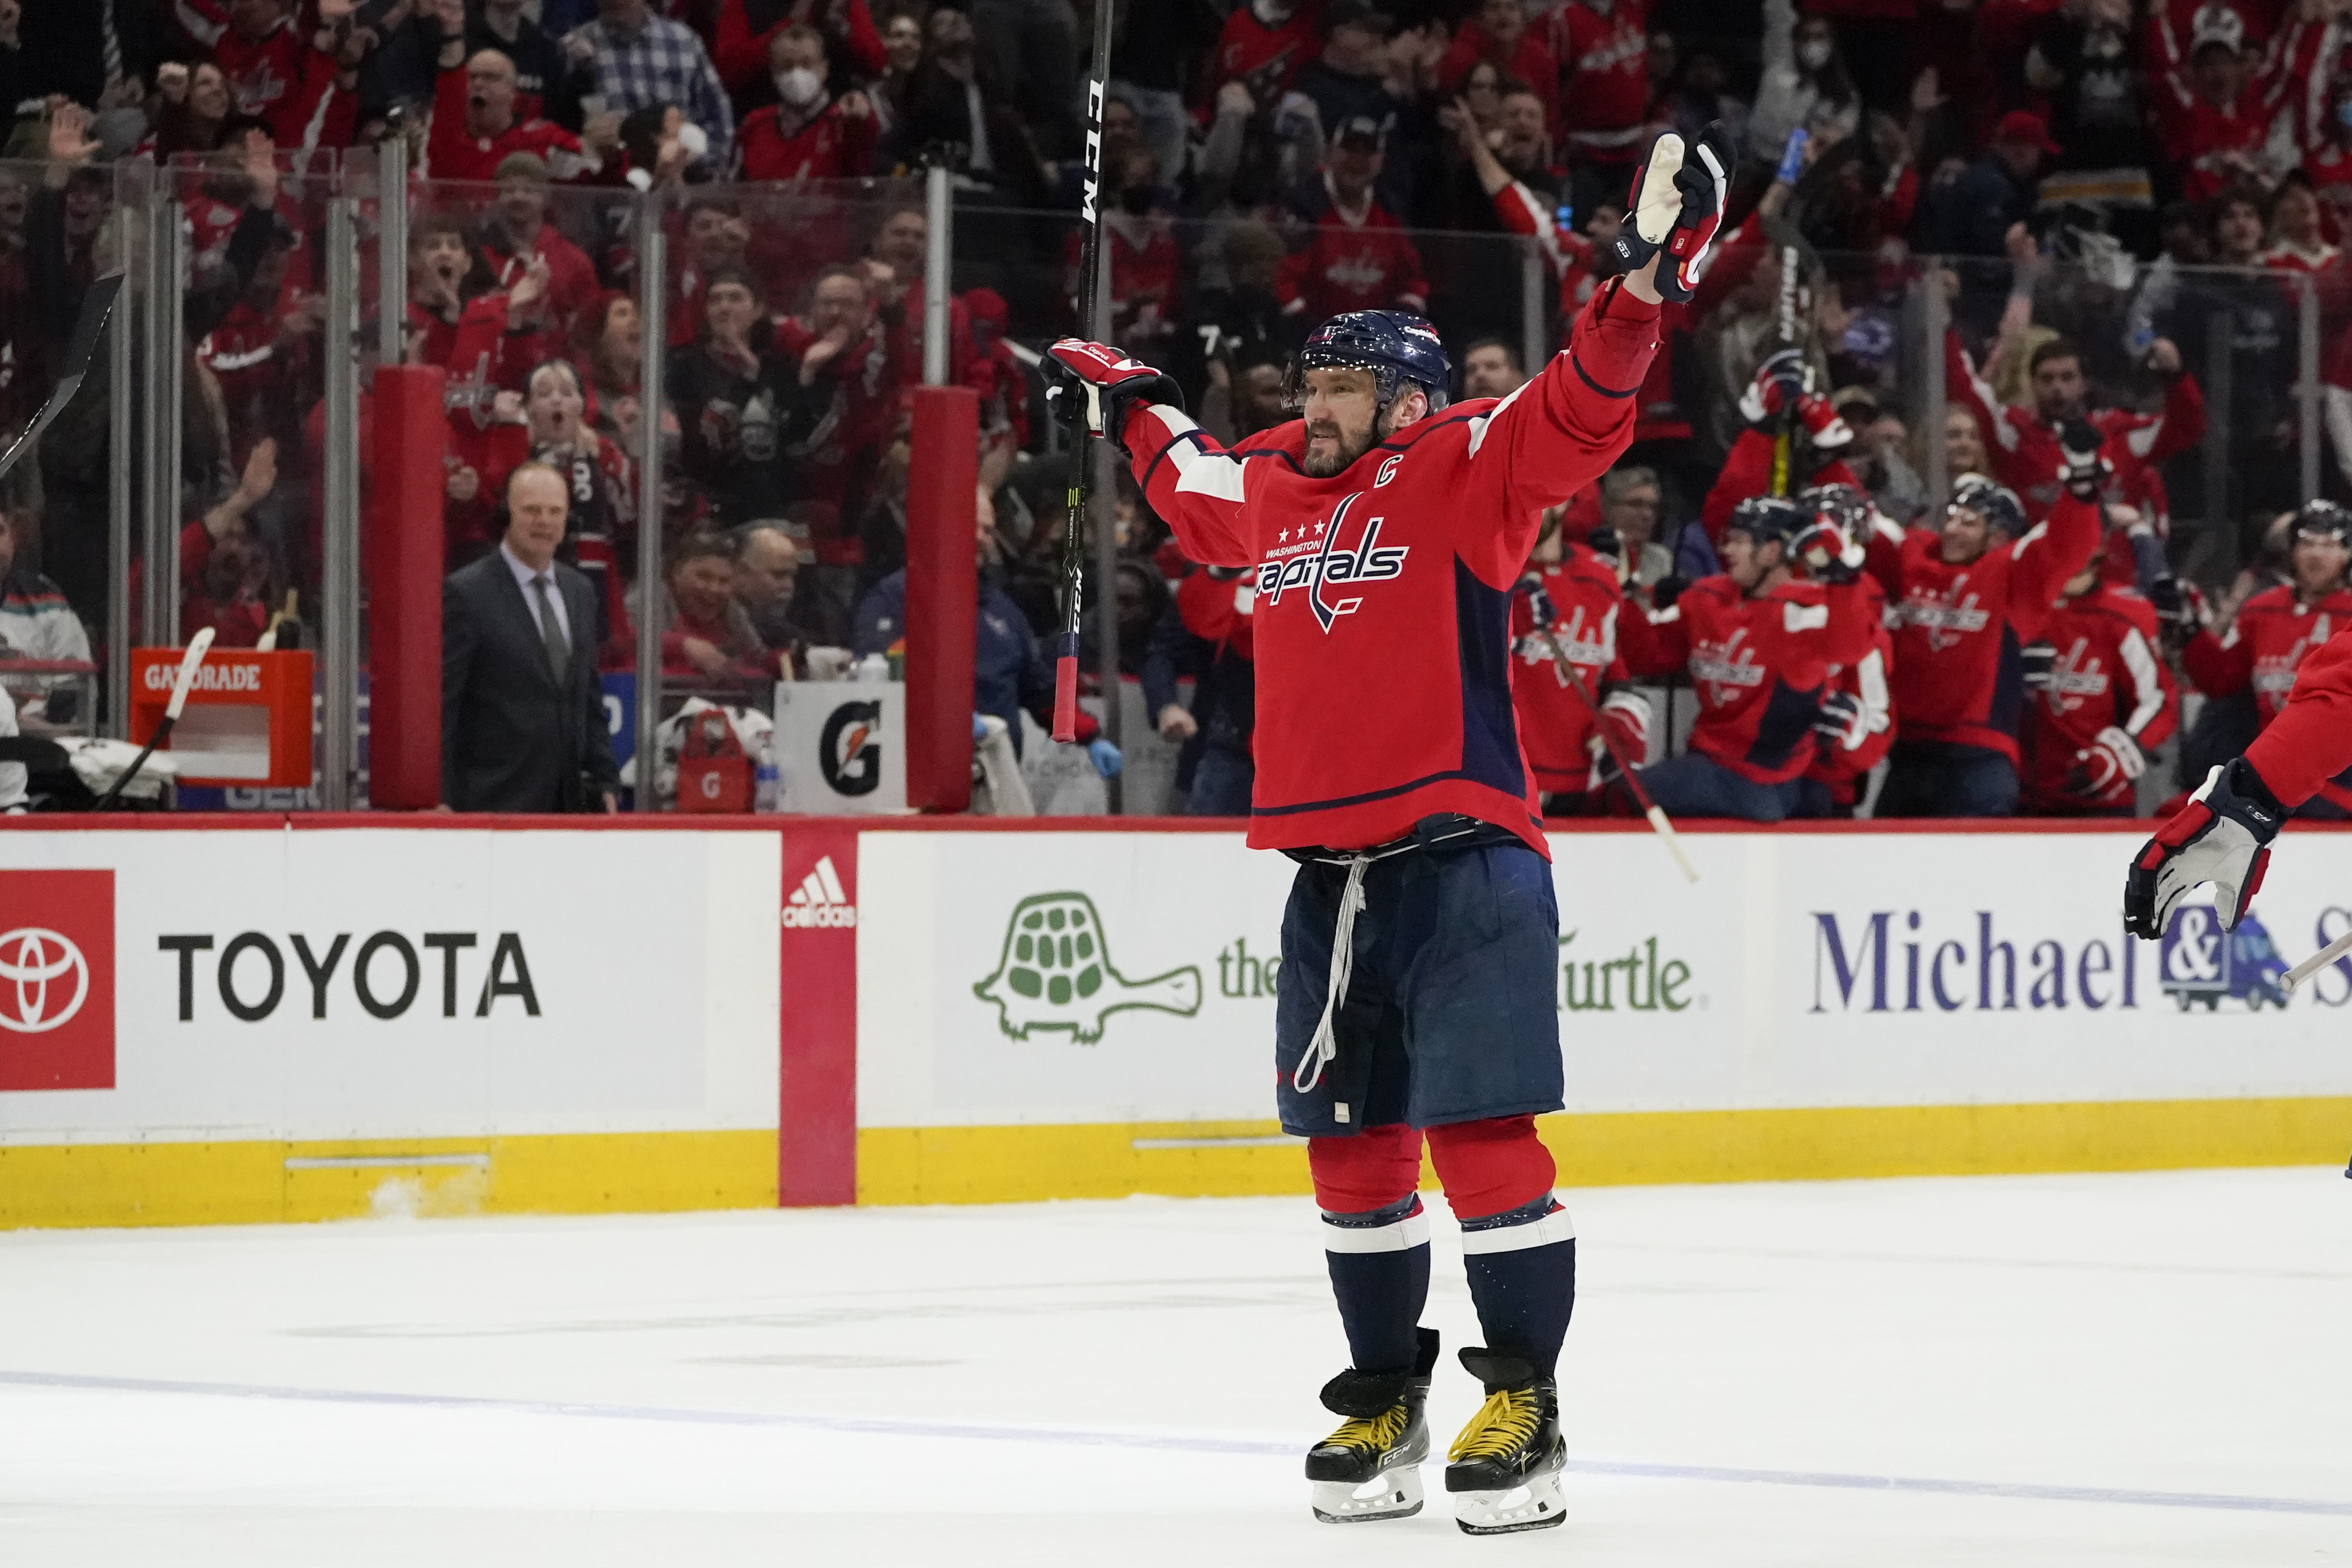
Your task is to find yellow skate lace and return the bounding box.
[1448,1388,1542,1463]
[1320,1401,1409,1456]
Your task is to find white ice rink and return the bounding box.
[3,1168,2350,1566]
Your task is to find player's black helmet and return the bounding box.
[1799,482,1870,541]
[1284,310,1452,415]
[2293,498,2352,546]
[1949,475,2026,540]
[1725,495,1805,548]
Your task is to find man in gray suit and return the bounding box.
[442,463,622,812]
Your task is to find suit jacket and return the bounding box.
[442,552,620,812]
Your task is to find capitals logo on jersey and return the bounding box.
[1897,585,1993,651]
[1688,627,1769,704]
[1256,459,1410,632]
[2039,637,2112,715]
[2252,613,2333,699]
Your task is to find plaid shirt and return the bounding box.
[567,12,736,169]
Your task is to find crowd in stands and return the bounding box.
[7,0,2352,817]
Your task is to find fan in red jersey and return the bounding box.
[1616,494,1876,822]
[2020,559,2178,818]
[1046,122,1737,1537]
[2180,501,2352,815]
[1865,423,2107,819]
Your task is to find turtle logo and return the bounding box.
[973,892,1202,1043]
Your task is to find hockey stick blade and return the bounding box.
[95,628,214,810]
[2283,928,2352,993]
[0,272,123,485]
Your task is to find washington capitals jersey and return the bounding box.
[2023,584,2177,812]
[2183,584,2352,725]
[1618,575,1875,785]
[2245,622,2352,807]
[1123,279,1663,857]
[1865,494,2102,765]
[1508,547,1630,794]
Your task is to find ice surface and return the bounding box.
[2,1167,2349,1565]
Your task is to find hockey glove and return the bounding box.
[2065,725,2145,805]
[1609,121,1737,303]
[1795,392,1853,450]
[1812,689,1871,752]
[1599,686,1651,760]
[1737,347,1810,428]
[2056,417,2110,501]
[2123,757,2285,938]
[1789,518,1866,582]
[1584,523,1627,582]
[1648,573,1689,613]
[1045,339,1183,454]
[1515,573,1560,634]
[2148,575,2206,653]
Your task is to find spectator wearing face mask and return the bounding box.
[737,23,879,180]
[1749,0,1858,166]
[1066,144,1183,353]
[713,0,885,103]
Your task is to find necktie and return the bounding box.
[533,575,568,683]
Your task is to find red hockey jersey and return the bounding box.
[2022,583,2178,812]
[1806,574,1895,806]
[1866,494,2104,764]
[1277,175,1428,322]
[738,97,881,183]
[1508,547,1631,794]
[175,1,339,149]
[2183,583,2352,724]
[1546,0,1650,156]
[2244,621,2352,805]
[1122,278,1662,856]
[1618,573,1875,785]
[427,65,602,183]
[1206,0,1323,103]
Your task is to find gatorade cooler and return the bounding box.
[128,647,315,788]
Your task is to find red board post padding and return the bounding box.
[367,364,448,808]
[903,386,979,812]
[129,648,314,788]
[0,869,116,1091]
[778,823,860,1205]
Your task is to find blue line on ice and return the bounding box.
[5,1369,2347,1519]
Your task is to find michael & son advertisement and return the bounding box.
[853,829,2352,1132]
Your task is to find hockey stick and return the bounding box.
[1769,241,1798,497]
[2284,928,2352,994]
[94,629,214,810]
[0,273,123,485]
[1523,615,1699,884]
[1048,0,1118,742]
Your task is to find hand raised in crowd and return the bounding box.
[447,464,480,503]
[316,0,358,23]
[1216,81,1256,119]
[799,320,858,385]
[583,112,625,154]
[838,91,872,121]
[1910,66,1944,114]
[859,255,904,307]
[47,101,100,167]
[429,0,465,39]
[2004,221,2039,266]
[242,134,282,205]
[0,0,18,50]
[338,24,382,68]
[2147,338,2184,376]
[156,61,190,104]
[492,389,525,424]
[564,31,597,66]
[1157,704,1198,741]
[274,294,326,346]
[507,252,553,316]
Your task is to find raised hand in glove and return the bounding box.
[1648,573,1689,612]
[1794,392,1853,450]
[1609,121,1738,304]
[2056,417,2110,501]
[2123,757,2286,938]
[1737,346,1810,429]
[2148,575,2206,653]
[2064,725,2145,805]
[1045,340,1184,453]
[1790,517,1866,583]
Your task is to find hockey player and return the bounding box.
[1865,426,2107,817]
[1615,495,1876,821]
[2180,501,2352,814]
[1795,484,1895,818]
[2126,621,2352,937]
[2022,560,2177,816]
[1698,351,1858,544]
[1046,123,1738,1535]
[1509,514,1650,813]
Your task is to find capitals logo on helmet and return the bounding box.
[1283,310,1452,414]
[1950,475,2027,540]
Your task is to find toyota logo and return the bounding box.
[0,928,91,1033]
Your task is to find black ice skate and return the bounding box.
[1443,1347,1566,1535]
[1305,1326,1439,1523]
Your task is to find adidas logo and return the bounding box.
[782,856,858,929]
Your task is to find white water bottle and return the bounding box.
[753,737,780,812]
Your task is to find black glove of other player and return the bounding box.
[1046,339,1185,454]
[2056,418,2109,501]
[2123,757,2286,939]
[1649,573,1689,612]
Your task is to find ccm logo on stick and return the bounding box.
[156,931,542,1022]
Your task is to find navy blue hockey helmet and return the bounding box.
[1725,495,1806,548]
[1949,475,2027,540]
[1798,482,1870,539]
[1284,309,1452,415]
[2293,498,2352,546]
